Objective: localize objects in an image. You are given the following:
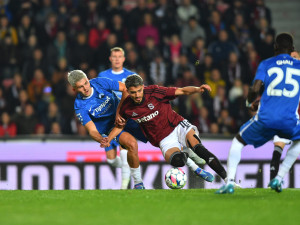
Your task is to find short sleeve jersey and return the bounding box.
[98,68,135,98]
[254,53,300,129]
[119,85,184,147]
[74,77,120,135]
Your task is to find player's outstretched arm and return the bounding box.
[175,84,212,96]
[85,121,104,143]
[101,126,125,148]
[115,81,128,126]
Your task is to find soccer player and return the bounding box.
[68,70,147,189]
[101,74,228,183]
[216,33,300,194]
[97,47,136,189]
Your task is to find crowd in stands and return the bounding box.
[0,0,275,137]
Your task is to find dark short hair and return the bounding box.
[274,33,294,54]
[125,74,144,89]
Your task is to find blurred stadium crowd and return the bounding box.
[0,0,275,137]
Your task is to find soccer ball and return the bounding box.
[165,167,187,189]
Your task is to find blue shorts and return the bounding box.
[105,119,148,151]
[239,116,300,148]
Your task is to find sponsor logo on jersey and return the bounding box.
[148,103,154,110]
[276,60,293,65]
[132,112,138,117]
[90,96,111,116]
[136,111,159,123]
[98,93,104,99]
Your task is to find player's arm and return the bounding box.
[100,126,125,148]
[84,121,104,143]
[175,84,211,96]
[115,81,128,126]
[246,80,263,110]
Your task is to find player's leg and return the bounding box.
[182,147,206,165]
[118,131,144,189]
[105,140,130,189]
[269,139,300,192]
[185,129,227,180]
[270,136,290,180]
[160,127,213,182]
[119,146,131,189]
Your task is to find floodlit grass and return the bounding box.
[1,189,300,225]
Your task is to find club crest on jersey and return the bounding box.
[148,103,154,110]
[132,112,138,117]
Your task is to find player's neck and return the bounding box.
[112,67,124,74]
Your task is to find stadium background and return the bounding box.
[0,0,299,190]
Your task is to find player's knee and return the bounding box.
[169,152,188,167]
[124,139,138,151]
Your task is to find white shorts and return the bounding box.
[159,120,199,157]
[273,135,292,145]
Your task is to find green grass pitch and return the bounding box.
[1,189,300,225]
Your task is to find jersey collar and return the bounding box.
[111,69,124,74]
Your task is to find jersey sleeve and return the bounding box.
[93,77,119,91]
[253,61,267,83]
[119,99,129,120]
[151,85,177,102]
[75,107,91,126]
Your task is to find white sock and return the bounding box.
[120,150,130,189]
[226,137,244,183]
[107,156,122,168]
[182,147,206,165]
[130,166,143,185]
[278,140,300,179]
[186,157,199,171]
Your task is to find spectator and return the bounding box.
[110,14,129,46]
[41,102,62,134]
[69,32,92,71]
[188,37,206,66]
[14,103,38,135]
[60,84,76,134]
[136,13,159,48]
[88,19,110,50]
[213,85,229,119]
[250,0,272,28]
[0,88,7,113]
[176,0,199,25]
[217,109,235,135]
[22,47,49,84]
[206,10,226,42]
[0,15,18,45]
[208,29,239,66]
[172,54,196,81]
[181,16,206,49]
[27,68,50,104]
[83,0,100,29]
[50,121,62,135]
[17,14,36,47]
[0,112,17,137]
[223,0,249,27]
[140,36,160,66]
[197,53,215,83]
[256,31,274,60]
[148,53,167,86]
[198,106,211,133]
[205,68,226,98]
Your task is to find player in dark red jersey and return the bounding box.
[102,74,228,183]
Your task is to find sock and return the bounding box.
[120,150,130,189]
[226,137,244,182]
[192,143,227,180]
[107,156,122,168]
[278,140,300,179]
[270,146,283,180]
[185,157,199,171]
[182,147,206,165]
[130,166,143,185]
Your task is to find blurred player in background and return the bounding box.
[101,74,229,184]
[97,47,137,189]
[216,33,300,194]
[68,70,147,189]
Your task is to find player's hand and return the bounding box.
[100,137,110,148]
[115,114,126,126]
[199,84,212,93]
